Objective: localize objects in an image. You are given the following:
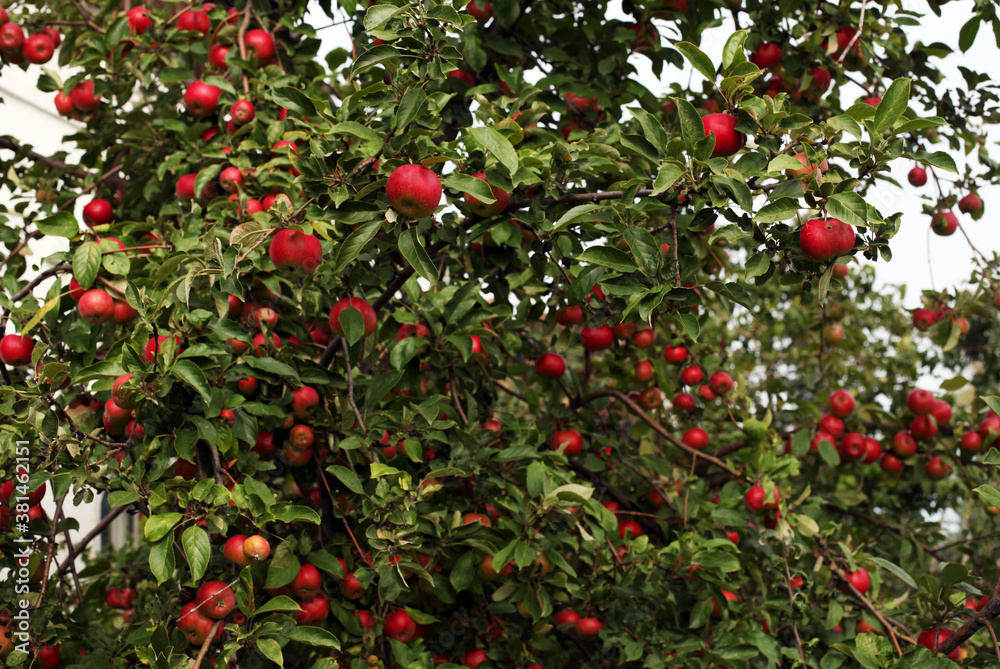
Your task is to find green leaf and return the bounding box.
[867,557,918,589]
[256,595,302,615]
[940,375,968,391]
[338,307,367,346]
[673,313,700,341]
[818,439,840,467]
[171,360,213,403]
[326,465,365,495]
[576,246,637,273]
[909,150,958,174]
[144,512,183,542]
[181,525,211,582]
[257,639,283,667]
[722,30,748,71]
[553,204,602,231]
[675,42,717,83]
[272,87,318,117]
[755,198,800,223]
[973,485,1000,507]
[624,227,662,277]
[443,173,495,204]
[328,122,382,143]
[395,87,427,130]
[286,626,341,649]
[628,106,669,155]
[744,252,770,281]
[73,242,101,289]
[873,77,911,133]
[364,2,405,30]
[826,192,868,228]
[270,504,321,524]
[449,551,476,592]
[959,16,981,52]
[103,15,129,53]
[391,336,423,369]
[332,220,381,274]
[398,228,438,283]
[673,97,705,154]
[22,296,60,336]
[651,163,684,195]
[469,127,519,176]
[149,538,176,585]
[365,370,404,405]
[36,211,79,238]
[350,44,400,77]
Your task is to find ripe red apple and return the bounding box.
[682,427,708,450]
[293,593,330,625]
[550,429,584,456]
[219,409,235,427]
[843,568,869,595]
[127,7,153,35]
[448,69,476,87]
[910,415,937,441]
[663,345,688,363]
[463,649,488,668]
[289,424,314,450]
[924,456,951,480]
[209,43,229,68]
[828,390,855,417]
[269,229,323,275]
[580,325,614,351]
[329,296,377,337]
[912,308,937,331]
[384,610,417,642]
[744,485,779,512]
[800,218,855,261]
[840,432,865,461]
[396,323,429,341]
[906,388,934,415]
[465,172,511,217]
[709,371,733,395]
[0,334,35,366]
[0,23,24,54]
[958,192,982,214]
[70,81,100,111]
[23,33,55,64]
[466,0,493,24]
[177,9,210,33]
[252,332,281,356]
[673,392,696,412]
[224,534,250,566]
[554,610,581,627]
[917,628,960,661]
[291,386,320,418]
[219,166,243,193]
[36,644,61,669]
[535,353,566,378]
[862,96,882,107]
[340,572,365,599]
[879,452,904,473]
[749,41,781,68]
[680,365,704,385]
[78,289,114,324]
[292,564,322,599]
[243,535,270,562]
[891,431,917,458]
[908,166,927,187]
[386,164,442,218]
[786,152,829,178]
[195,581,236,619]
[702,113,744,158]
[632,327,655,347]
[230,99,255,125]
[810,66,832,94]
[143,334,182,362]
[576,617,604,638]
[54,91,75,116]
[634,360,653,382]
[960,430,982,452]
[244,29,275,63]
[184,81,222,117]
[556,305,583,325]
[112,373,139,409]
[931,211,958,236]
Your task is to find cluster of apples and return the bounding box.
[0,480,46,531]
[0,9,60,66]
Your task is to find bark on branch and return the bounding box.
[0,136,130,191]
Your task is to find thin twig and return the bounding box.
[341,338,366,435]
[58,504,127,574]
[190,619,223,669]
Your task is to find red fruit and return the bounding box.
[386,164,442,218]
[54,91,75,116]
[294,593,330,624]
[619,520,643,540]
[880,452,904,473]
[219,167,243,193]
[800,218,855,262]
[224,534,250,566]
[269,229,323,276]
[143,335,182,362]
[828,390,855,417]
[682,427,708,450]
[749,41,782,68]
[680,365,703,385]
[292,386,320,418]
[112,374,139,410]
[252,430,274,459]
[810,66,832,93]
[960,430,982,452]
[127,7,153,35]
[384,610,417,642]
[184,81,222,117]
[78,289,114,324]
[862,437,882,464]
[292,564,322,599]
[931,399,952,425]
[580,325,614,351]
[550,429,583,456]
[576,617,604,638]
[910,415,938,441]
[82,197,114,228]
[862,96,882,107]
[243,535,270,562]
[177,9,210,32]
[465,172,511,217]
[709,371,734,395]
[195,581,236,619]
[112,300,139,324]
[355,610,375,628]
[908,167,927,187]
[467,0,493,23]
[70,81,100,112]
[673,392,696,412]
[244,29,275,63]
[289,424,314,450]
[819,414,844,439]
[917,628,960,661]
[340,572,365,599]
[744,485,766,512]
[23,33,55,64]
[230,99,255,125]
[209,43,230,68]
[632,327,655,347]
[840,432,865,461]
[329,297,377,338]
[535,353,566,378]
[931,211,958,236]
[0,334,35,366]
[702,113,744,158]
[844,568,870,595]
[634,361,654,382]
[958,193,982,214]
[0,22,24,54]
[448,69,476,87]
[924,456,952,480]
[556,305,583,325]
[37,644,61,669]
[252,332,281,356]
[173,459,197,480]
[554,610,581,627]
[912,308,937,331]
[663,345,688,364]
[891,431,917,458]
[396,323,429,341]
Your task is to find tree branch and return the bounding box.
[57,504,127,574]
[0,136,130,191]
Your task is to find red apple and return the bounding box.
[550,429,583,456]
[70,81,100,112]
[329,297,377,338]
[580,325,614,351]
[912,308,937,331]
[535,353,566,378]
[177,9,210,33]
[891,431,917,458]
[78,289,114,324]
[127,7,153,35]
[917,628,960,661]
[908,166,927,187]
[703,113,744,158]
[184,81,222,117]
[924,456,951,480]
[224,534,250,566]
[0,22,24,54]
[958,193,982,214]
[0,334,35,366]
[800,218,855,261]
[465,172,510,217]
[244,29,275,63]
[906,388,934,415]
[269,229,323,276]
[230,99,255,125]
[466,0,493,24]
[195,581,236,619]
[828,390,855,417]
[384,610,417,642]
[386,164,442,218]
[843,568,869,595]
[292,564,322,599]
[749,41,781,68]
[23,33,54,64]
[931,211,958,236]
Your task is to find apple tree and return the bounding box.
[2,0,1000,667]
